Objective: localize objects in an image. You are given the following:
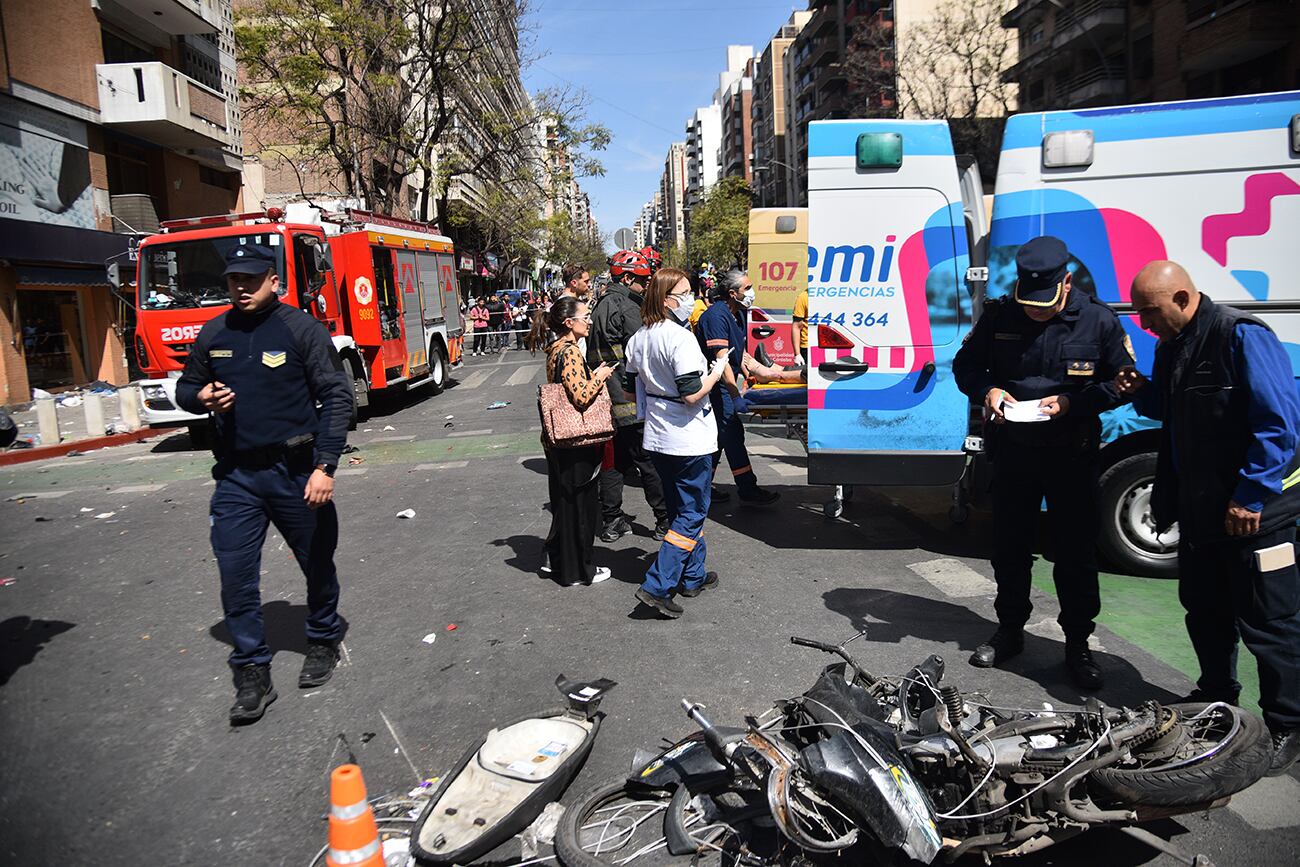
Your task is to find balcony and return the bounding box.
[1002,0,1048,27]
[97,62,230,149]
[1182,0,1295,73]
[103,0,219,37]
[1051,0,1126,51]
[1061,67,1126,105]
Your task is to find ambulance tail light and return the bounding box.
[817,324,854,350]
[1042,130,1094,168]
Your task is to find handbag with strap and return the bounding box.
[538,345,615,448]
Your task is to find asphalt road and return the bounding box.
[1,348,1297,866]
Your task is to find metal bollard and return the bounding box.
[83,393,107,437]
[35,397,59,446]
[117,386,142,432]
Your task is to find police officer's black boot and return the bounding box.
[1065,640,1104,691]
[969,627,1024,668]
[1268,730,1300,777]
[299,640,340,688]
[229,664,277,724]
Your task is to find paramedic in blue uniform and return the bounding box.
[1118,260,1300,776]
[953,236,1133,690]
[695,269,780,506]
[176,243,353,725]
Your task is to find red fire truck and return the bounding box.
[129,208,464,437]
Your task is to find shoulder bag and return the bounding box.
[538,345,615,448]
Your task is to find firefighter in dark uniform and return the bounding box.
[177,243,352,724]
[954,236,1134,690]
[1120,260,1300,776]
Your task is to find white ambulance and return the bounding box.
[807,91,1300,576]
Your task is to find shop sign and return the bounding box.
[0,94,96,230]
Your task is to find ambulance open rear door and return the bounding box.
[806,120,975,487]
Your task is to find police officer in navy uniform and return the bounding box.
[177,243,352,724]
[1119,260,1300,776]
[954,236,1134,690]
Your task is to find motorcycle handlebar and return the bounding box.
[789,636,879,688]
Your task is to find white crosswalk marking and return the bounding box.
[456,369,494,389]
[767,462,805,478]
[108,484,168,495]
[1025,618,1105,651]
[447,429,492,438]
[748,442,802,457]
[336,468,367,476]
[367,435,415,443]
[415,461,469,470]
[506,365,540,386]
[1228,774,1300,829]
[906,558,997,598]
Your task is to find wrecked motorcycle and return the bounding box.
[555,635,1272,867]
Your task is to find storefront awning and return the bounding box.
[14,265,112,288]
[0,218,131,268]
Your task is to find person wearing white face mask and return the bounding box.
[624,268,731,618]
[695,269,780,506]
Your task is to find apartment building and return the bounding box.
[787,0,859,205]
[684,104,721,218]
[1001,0,1297,112]
[660,142,687,251]
[752,11,812,207]
[0,0,244,404]
[720,58,755,182]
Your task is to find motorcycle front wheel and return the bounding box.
[554,777,783,867]
[1089,702,1274,807]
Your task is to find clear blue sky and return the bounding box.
[521,0,806,246]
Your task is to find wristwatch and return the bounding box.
[316,463,337,478]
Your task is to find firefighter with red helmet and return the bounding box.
[588,251,669,542]
[639,246,662,276]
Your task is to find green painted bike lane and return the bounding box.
[1031,562,1262,713]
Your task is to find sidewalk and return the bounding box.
[0,391,179,466]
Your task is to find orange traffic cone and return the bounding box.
[326,763,385,867]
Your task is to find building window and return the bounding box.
[1133,32,1153,81]
[1027,79,1045,103]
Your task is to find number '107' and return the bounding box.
[758,261,801,281]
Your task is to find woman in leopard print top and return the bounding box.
[526,296,614,586]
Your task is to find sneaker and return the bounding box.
[710,486,732,503]
[588,566,612,585]
[599,517,632,543]
[652,519,671,542]
[1175,687,1241,706]
[635,587,684,619]
[229,664,277,724]
[1065,640,1104,691]
[299,641,340,688]
[680,571,719,598]
[739,487,780,506]
[1267,729,1300,777]
[968,627,1024,668]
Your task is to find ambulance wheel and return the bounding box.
[824,499,843,520]
[427,341,448,395]
[1098,452,1178,578]
[344,356,368,430]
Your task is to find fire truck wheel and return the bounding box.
[344,356,368,430]
[427,342,448,395]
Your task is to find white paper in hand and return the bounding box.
[1002,400,1050,423]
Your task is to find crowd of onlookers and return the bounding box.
[464,292,548,355]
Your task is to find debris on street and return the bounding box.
[396,509,416,519]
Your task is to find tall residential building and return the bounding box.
[752,11,812,207]
[721,58,755,182]
[684,104,722,217]
[788,0,857,205]
[1002,0,1299,111]
[634,196,660,249]
[0,0,244,403]
[660,142,687,251]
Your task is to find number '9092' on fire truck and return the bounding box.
[128,208,465,441]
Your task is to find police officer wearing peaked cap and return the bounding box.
[176,242,353,724]
[954,236,1135,690]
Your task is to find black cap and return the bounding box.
[221,243,277,277]
[1014,236,1070,307]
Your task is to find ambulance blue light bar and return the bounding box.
[856,133,903,169]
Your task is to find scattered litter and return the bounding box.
[140,634,150,640]
[32,388,53,400]
[486,401,511,410]
[57,395,83,408]
[444,415,454,420]
[360,732,377,744]
[85,381,116,394]
[382,425,396,431]
[80,508,93,513]
[422,633,437,644]
[381,837,410,862]
[396,508,416,519]
[34,516,52,522]
[0,578,15,587]
[443,422,453,428]
[65,450,84,457]
[408,778,440,799]
[348,456,365,466]
[446,623,457,631]
[341,444,359,454]
[94,512,116,519]
[362,428,373,432]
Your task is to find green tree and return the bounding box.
[686,176,753,271]
[660,242,688,271]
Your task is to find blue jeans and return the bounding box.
[642,453,712,598]
[710,389,758,495]
[210,457,343,667]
